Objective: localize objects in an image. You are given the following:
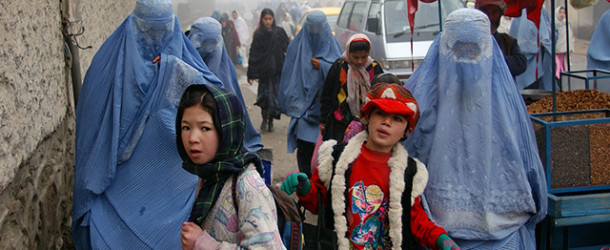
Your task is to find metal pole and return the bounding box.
[564,0,571,74]
[564,0,573,92]
[66,36,82,106]
[438,0,443,31]
[551,0,557,116]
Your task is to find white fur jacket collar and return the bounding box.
[317,131,428,249]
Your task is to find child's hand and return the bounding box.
[436,233,460,250]
[281,172,311,195]
[180,222,202,250]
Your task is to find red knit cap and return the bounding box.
[360,83,419,135]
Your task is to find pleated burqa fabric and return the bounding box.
[72,0,223,248]
[278,10,342,152]
[404,8,547,249]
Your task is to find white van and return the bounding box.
[334,0,465,78]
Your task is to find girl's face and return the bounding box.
[348,50,370,68]
[262,14,274,29]
[181,105,219,164]
[365,109,408,153]
[558,8,566,20]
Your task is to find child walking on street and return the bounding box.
[282,83,459,250]
[319,33,384,142]
[177,84,285,250]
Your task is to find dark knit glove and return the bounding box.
[436,234,460,250]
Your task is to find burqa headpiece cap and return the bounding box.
[134,0,173,19]
[306,10,327,33]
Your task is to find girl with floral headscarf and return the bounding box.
[320,33,384,142]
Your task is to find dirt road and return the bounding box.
[233,65,319,223]
[233,65,299,187]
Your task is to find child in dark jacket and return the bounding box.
[319,33,384,143]
[282,83,459,250]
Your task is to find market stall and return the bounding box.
[527,69,610,249]
[408,0,610,247]
[487,0,610,247]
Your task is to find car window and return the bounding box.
[327,14,339,30]
[384,0,410,35]
[337,2,353,28]
[365,2,381,33]
[384,0,464,39]
[348,2,368,31]
[413,0,463,31]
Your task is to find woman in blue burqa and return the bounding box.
[587,9,610,93]
[588,9,610,71]
[187,17,263,152]
[72,0,223,248]
[403,8,547,249]
[277,10,342,177]
[508,7,555,91]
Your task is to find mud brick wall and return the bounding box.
[0,0,133,248]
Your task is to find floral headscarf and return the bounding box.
[342,33,374,116]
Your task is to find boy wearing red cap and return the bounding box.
[281,83,459,250]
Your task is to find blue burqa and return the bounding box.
[587,9,610,93]
[587,9,610,71]
[72,0,223,249]
[404,9,547,249]
[509,8,555,90]
[188,17,263,152]
[278,10,342,152]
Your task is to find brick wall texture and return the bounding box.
[0,0,133,248]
